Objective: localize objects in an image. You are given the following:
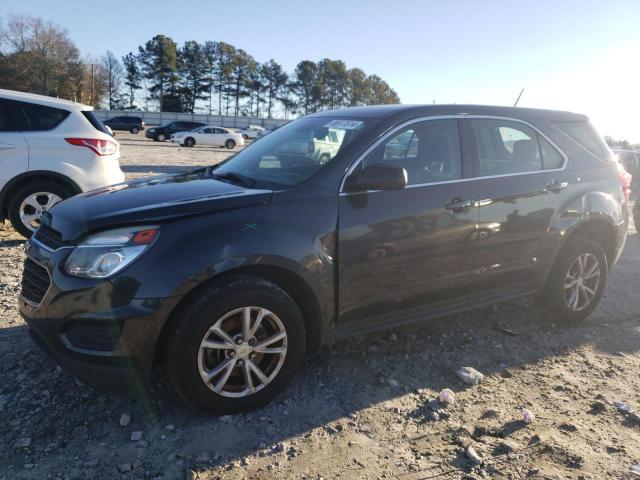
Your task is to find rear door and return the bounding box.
[0,99,29,188]
[466,117,569,290]
[338,118,479,327]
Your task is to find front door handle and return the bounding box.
[445,198,474,212]
[545,179,568,192]
[0,143,16,150]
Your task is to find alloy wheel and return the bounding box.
[198,306,287,398]
[19,192,62,232]
[563,253,601,311]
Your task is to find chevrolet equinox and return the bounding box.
[20,105,630,413]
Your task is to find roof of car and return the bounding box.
[309,104,588,122]
[0,88,91,110]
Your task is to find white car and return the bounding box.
[0,89,125,237]
[171,126,245,149]
[240,125,267,140]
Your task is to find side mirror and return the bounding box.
[344,163,408,193]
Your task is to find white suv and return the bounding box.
[0,89,125,237]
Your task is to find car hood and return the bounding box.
[45,170,273,241]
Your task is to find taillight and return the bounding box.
[617,164,632,202]
[65,138,117,156]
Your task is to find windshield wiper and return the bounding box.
[211,171,256,188]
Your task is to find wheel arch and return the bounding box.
[154,264,324,365]
[0,171,81,219]
[564,216,617,268]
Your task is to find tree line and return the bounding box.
[0,15,400,118]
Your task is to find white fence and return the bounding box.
[94,110,289,130]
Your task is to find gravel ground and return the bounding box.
[1,133,639,479]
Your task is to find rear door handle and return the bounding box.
[445,198,474,212]
[0,143,16,150]
[545,179,568,192]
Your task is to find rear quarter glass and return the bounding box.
[552,121,615,165]
[82,111,111,135]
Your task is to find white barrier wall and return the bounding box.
[94,110,289,130]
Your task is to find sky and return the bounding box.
[3,0,639,142]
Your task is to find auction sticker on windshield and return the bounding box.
[323,120,364,130]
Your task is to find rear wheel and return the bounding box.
[184,137,195,147]
[8,182,73,237]
[542,236,607,323]
[166,275,305,414]
[130,126,140,134]
[225,139,236,149]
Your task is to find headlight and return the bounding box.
[65,226,159,278]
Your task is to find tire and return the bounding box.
[242,134,249,140]
[156,133,166,142]
[541,235,608,323]
[225,139,236,149]
[8,181,74,238]
[130,127,140,134]
[184,137,195,148]
[319,153,331,165]
[166,275,306,414]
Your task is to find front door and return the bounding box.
[338,118,478,327]
[467,117,570,290]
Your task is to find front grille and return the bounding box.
[21,258,51,305]
[34,225,66,250]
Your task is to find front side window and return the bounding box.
[361,119,462,185]
[214,117,370,188]
[470,119,564,175]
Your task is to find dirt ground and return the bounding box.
[1,132,639,479]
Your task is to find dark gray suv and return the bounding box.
[20,105,629,413]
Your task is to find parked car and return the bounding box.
[240,124,267,140]
[613,149,640,228]
[145,121,206,141]
[104,116,145,134]
[20,105,629,414]
[0,89,124,237]
[277,127,344,164]
[171,126,245,149]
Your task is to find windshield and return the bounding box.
[214,116,369,187]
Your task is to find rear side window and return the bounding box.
[553,121,613,162]
[0,100,14,131]
[470,119,565,176]
[81,111,111,135]
[6,100,70,131]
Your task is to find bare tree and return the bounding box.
[100,50,123,109]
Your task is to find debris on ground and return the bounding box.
[522,409,536,424]
[465,446,483,465]
[438,388,455,406]
[456,366,484,385]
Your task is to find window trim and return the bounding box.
[339,115,568,195]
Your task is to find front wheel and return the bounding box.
[541,236,607,323]
[8,182,73,237]
[156,133,166,142]
[184,137,195,147]
[166,276,305,414]
[225,139,236,149]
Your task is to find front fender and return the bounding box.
[110,195,338,330]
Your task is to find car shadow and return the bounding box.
[1,233,639,477]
